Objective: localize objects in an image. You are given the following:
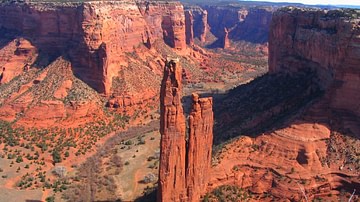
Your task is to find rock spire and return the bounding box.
[158,59,214,202]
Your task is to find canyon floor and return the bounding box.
[0,1,359,202]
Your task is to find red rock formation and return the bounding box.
[158,59,214,202]
[187,5,273,44]
[223,28,230,49]
[0,1,187,94]
[189,7,209,43]
[185,10,194,46]
[269,8,360,117]
[204,7,360,200]
[0,38,37,84]
[187,93,213,202]
[158,58,187,202]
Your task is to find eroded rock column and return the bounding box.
[185,10,194,46]
[158,59,214,202]
[158,58,187,202]
[186,93,214,202]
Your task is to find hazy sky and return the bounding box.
[247,0,360,6]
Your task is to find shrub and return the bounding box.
[52,150,62,164]
[16,156,23,163]
[124,140,133,145]
[45,196,55,202]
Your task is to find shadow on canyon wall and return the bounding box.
[181,66,359,148]
[0,27,64,69]
[134,67,359,201]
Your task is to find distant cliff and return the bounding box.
[185,4,274,45]
[0,0,186,94]
[269,7,360,117]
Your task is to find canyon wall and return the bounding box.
[186,6,209,43]
[158,59,213,202]
[186,5,273,44]
[0,0,186,94]
[185,10,194,45]
[269,7,360,117]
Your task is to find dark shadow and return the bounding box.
[205,38,224,49]
[195,5,272,45]
[296,148,308,165]
[186,68,325,145]
[25,200,42,202]
[33,80,40,84]
[0,26,61,69]
[336,179,360,194]
[134,188,157,202]
[0,27,17,49]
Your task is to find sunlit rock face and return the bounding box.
[158,59,214,202]
[0,0,186,94]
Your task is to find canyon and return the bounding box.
[0,0,359,201]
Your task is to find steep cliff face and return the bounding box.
[185,10,194,45]
[204,8,360,200]
[158,59,214,202]
[187,7,209,43]
[269,8,360,117]
[0,0,187,94]
[186,5,273,44]
[158,58,187,202]
[187,93,213,202]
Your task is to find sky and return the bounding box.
[245,0,360,6]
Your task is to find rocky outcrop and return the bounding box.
[0,0,187,94]
[185,10,194,45]
[186,5,273,44]
[189,7,209,43]
[158,58,187,202]
[158,59,214,202]
[269,7,360,117]
[204,7,360,200]
[187,93,213,202]
[222,28,230,49]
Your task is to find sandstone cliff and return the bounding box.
[186,5,273,45]
[205,7,360,200]
[158,59,214,202]
[186,7,209,43]
[0,0,186,94]
[269,7,360,118]
[185,10,194,45]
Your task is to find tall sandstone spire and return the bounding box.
[158,59,214,202]
[158,58,187,202]
[186,93,214,201]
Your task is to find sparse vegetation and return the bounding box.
[203,185,251,201]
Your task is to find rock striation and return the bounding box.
[205,7,360,200]
[0,0,187,94]
[269,7,360,117]
[158,59,213,202]
[185,10,194,46]
[186,93,213,202]
[189,7,209,43]
[158,58,187,202]
[185,5,273,44]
